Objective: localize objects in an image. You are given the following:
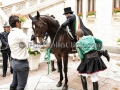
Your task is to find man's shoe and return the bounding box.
[103,50,110,62]
[2,73,6,77]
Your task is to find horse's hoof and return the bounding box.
[62,84,68,90]
[56,82,62,87]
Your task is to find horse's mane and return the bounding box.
[40,15,60,27]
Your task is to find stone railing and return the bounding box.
[16,0,64,15]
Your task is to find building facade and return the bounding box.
[0,0,120,53]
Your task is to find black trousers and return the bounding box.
[2,53,12,74]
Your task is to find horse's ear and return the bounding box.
[28,14,33,20]
[37,11,40,19]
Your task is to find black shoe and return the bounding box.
[10,86,16,90]
[103,50,110,62]
[2,73,6,77]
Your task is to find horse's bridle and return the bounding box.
[33,18,46,42]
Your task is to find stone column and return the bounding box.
[82,0,87,25]
[95,0,113,45]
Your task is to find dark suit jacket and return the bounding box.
[0,31,11,53]
[61,14,90,36]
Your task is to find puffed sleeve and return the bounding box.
[94,37,102,50]
[76,42,84,60]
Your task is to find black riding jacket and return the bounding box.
[61,14,89,36]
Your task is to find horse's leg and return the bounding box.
[62,53,68,90]
[55,55,63,87]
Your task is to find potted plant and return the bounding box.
[87,10,96,17]
[78,12,83,17]
[16,14,29,22]
[113,7,120,15]
[27,47,42,70]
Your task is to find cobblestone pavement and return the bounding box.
[0,53,120,90]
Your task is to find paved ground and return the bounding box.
[0,53,120,90]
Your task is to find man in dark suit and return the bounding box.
[0,22,13,77]
[60,7,110,61]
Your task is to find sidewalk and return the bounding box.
[0,53,120,90]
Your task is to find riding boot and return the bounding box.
[10,86,16,90]
[2,71,6,77]
[80,75,88,90]
[57,61,60,72]
[51,61,56,71]
[98,50,110,62]
[93,82,98,90]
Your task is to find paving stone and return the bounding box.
[0,54,120,90]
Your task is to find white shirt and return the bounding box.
[8,28,29,60]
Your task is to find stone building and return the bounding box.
[0,0,120,53]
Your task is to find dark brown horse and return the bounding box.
[28,11,93,90]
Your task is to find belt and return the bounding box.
[85,51,98,58]
[11,57,27,61]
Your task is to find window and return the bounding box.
[87,0,96,16]
[77,0,83,14]
[113,0,120,14]
[113,0,120,8]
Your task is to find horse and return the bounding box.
[28,11,93,90]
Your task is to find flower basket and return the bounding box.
[87,11,96,17]
[16,14,29,22]
[77,12,83,17]
[27,48,42,70]
[28,54,41,70]
[113,7,120,14]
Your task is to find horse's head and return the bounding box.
[28,11,48,44]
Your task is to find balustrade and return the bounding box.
[0,0,64,32]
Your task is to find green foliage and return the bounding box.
[117,39,120,42]
[87,11,96,16]
[27,48,42,56]
[19,17,26,22]
[16,14,29,22]
[77,12,82,17]
[113,7,120,14]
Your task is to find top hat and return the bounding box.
[63,7,74,15]
[3,22,10,28]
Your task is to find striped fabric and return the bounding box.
[75,15,80,31]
